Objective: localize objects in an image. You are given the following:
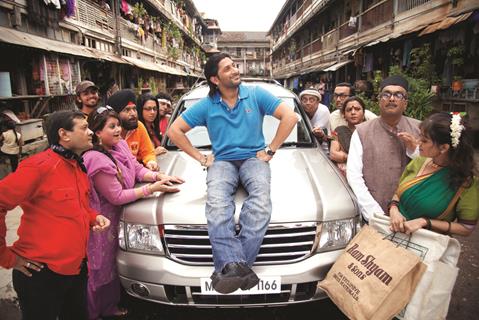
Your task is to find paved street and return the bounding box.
[1,196,479,319]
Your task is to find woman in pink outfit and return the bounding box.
[82,106,183,319]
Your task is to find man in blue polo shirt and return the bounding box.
[168,53,297,294]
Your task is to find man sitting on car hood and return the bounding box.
[168,53,298,294]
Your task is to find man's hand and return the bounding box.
[199,154,215,168]
[146,160,159,171]
[397,132,418,153]
[312,127,326,141]
[13,254,43,277]
[256,150,272,162]
[154,146,168,156]
[92,215,110,232]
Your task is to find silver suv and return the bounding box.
[117,81,360,307]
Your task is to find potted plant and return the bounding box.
[132,3,147,25]
[447,44,465,92]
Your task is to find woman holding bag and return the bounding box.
[389,112,478,236]
[83,106,184,319]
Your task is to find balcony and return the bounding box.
[361,0,394,32]
[73,0,115,35]
[398,0,432,13]
[339,22,358,40]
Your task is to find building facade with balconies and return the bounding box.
[269,0,479,132]
[202,17,221,55]
[217,32,271,78]
[0,0,208,122]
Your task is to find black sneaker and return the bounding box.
[238,263,260,291]
[210,262,245,294]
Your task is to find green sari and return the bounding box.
[396,157,479,225]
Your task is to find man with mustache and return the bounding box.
[75,81,100,117]
[107,89,159,171]
[329,82,377,131]
[0,110,110,319]
[168,53,298,294]
[347,75,420,222]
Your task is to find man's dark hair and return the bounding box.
[46,110,86,146]
[155,92,172,102]
[204,52,231,98]
[335,82,356,96]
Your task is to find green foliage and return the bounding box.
[356,92,380,115]
[447,45,465,67]
[132,3,147,19]
[163,22,182,41]
[447,44,465,80]
[168,47,180,60]
[388,65,434,120]
[410,43,439,86]
[358,65,434,121]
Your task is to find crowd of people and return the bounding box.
[299,75,478,237]
[0,52,478,319]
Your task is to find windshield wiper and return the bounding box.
[194,144,212,149]
[280,141,314,148]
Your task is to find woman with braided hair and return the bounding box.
[389,112,478,236]
[82,106,184,319]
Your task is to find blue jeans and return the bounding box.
[206,157,272,272]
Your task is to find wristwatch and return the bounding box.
[265,146,275,156]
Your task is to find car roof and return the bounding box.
[182,82,297,101]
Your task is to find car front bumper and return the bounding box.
[117,249,342,307]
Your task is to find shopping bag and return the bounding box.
[369,213,461,320]
[318,225,426,320]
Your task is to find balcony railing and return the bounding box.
[339,22,358,40]
[322,29,339,51]
[361,0,394,32]
[75,0,115,34]
[311,38,322,53]
[398,0,432,13]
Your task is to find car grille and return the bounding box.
[164,281,319,305]
[163,223,319,265]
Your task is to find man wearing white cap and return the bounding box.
[299,88,330,152]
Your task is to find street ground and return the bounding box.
[1,153,478,319]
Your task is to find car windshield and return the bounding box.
[166,96,314,149]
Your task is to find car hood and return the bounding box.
[122,148,358,225]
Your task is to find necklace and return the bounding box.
[429,160,444,169]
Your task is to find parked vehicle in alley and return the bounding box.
[117,80,361,307]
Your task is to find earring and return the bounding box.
[98,137,102,145]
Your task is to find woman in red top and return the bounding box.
[137,93,167,156]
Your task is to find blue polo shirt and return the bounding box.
[181,84,281,161]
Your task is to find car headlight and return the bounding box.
[317,217,361,252]
[118,221,164,254]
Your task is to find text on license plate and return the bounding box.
[200,276,281,295]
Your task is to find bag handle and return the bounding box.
[383,232,412,249]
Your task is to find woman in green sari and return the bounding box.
[389,112,478,236]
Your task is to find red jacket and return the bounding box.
[0,149,98,275]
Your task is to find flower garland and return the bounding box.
[450,112,465,148]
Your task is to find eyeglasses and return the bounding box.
[378,92,407,101]
[333,93,350,99]
[143,106,158,112]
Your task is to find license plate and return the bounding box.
[200,276,281,295]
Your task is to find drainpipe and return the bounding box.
[111,0,122,56]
